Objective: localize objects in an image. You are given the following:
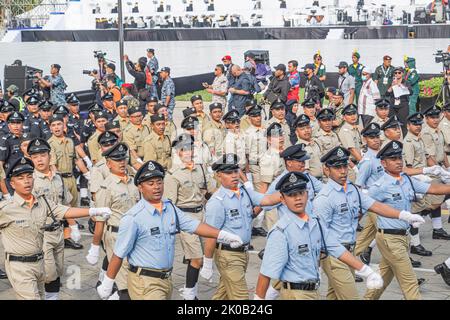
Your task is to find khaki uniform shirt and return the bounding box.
[90,158,111,194]
[94,174,140,227]
[403,132,428,168]
[87,130,102,164]
[267,117,291,148]
[0,194,68,255]
[259,147,285,184]
[422,122,446,164]
[314,128,341,156]
[372,115,389,145]
[123,124,151,159]
[438,116,450,158]
[48,135,77,174]
[297,138,323,179]
[113,115,130,131]
[222,131,247,169]
[244,125,267,166]
[143,131,172,170]
[240,115,251,132]
[142,113,155,131]
[203,120,226,160]
[338,122,363,155]
[164,164,216,208]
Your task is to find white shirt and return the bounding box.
[358,78,381,117]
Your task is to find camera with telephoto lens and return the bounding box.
[82,69,98,75]
[434,50,450,70]
[42,220,62,232]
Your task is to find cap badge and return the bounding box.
[393,142,399,150]
[148,162,156,170]
[371,124,376,129]
[337,148,344,158]
[35,140,40,146]
[105,132,110,137]
[289,173,297,183]
[20,158,26,164]
[227,154,234,163]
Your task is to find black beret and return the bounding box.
[154,103,168,114]
[101,92,114,101]
[128,105,141,115]
[151,114,165,123]
[209,102,223,112]
[181,116,199,130]
[190,95,203,103]
[94,111,109,121]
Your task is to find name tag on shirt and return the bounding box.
[339,203,349,214]
[298,244,309,255]
[392,193,402,201]
[383,77,388,85]
[150,227,160,236]
[228,209,239,218]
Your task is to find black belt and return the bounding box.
[378,228,407,236]
[216,243,250,252]
[60,173,73,178]
[178,205,203,213]
[283,281,320,291]
[128,265,172,279]
[446,151,450,155]
[342,243,355,251]
[107,225,119,233]
[7,252,44,263]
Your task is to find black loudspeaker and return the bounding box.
[244,50,270,65]
[3,65,42,96]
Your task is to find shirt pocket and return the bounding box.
[146,227,163,251]
[226,209,243,229]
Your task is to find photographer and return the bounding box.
[105,63,123,87]
[100,75,122,103]
[36,64,67,107]
[124,55,147,91]
[444,68,450,105]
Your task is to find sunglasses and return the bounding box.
[394,71,402,74]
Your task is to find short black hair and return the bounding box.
[105,75,116,83]
[216,64,225,73]
[288,60,298,68]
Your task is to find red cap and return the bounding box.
[121,83,133,89]
[222,55,232,61]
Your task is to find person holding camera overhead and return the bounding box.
[123,55,147,91]
[35,64,67,107]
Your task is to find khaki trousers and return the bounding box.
[212,249,249,300]
[364,232,421,300]
[412,178,445,212]
[248,164,262,191]
[43,228,64,283]
[179,210,204,260]
[354,211,378,256]
[322,255,359,300]
[264,208,279,232]
[280,286,320,300]
[63,176,78,207]
[104,228,129,291]
[5,258,45,300]
[128,269,173,300]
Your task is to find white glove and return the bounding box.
[439,166,450,178]
[264,285,280,300]
[89,207,112,219]
[83,171,91,181]
[199,256,214,281]
[69,224,81,242]
[243,181,254,190]
[413,174,432,183]
[398,210,425,228]
[246,173,253,183]
[442,176,450,184]
[253,294,264,300]
[97,275,115,300]
[217,230,244,248]
[86,244,100,265]
[83,156,93,170]
[136,158,144,164]
[423,165,441,176]
[357,264,383,290]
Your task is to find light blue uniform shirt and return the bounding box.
[204,185,264,245]
[260,205,346,283]
[313,179,376,244]
[369,173,430,230]
[266,169,323,215]
[355,148,384,188]
[114,198,200,269]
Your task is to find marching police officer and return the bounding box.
[164,134,217,300]
[28,138,72,300]
[113,99,130,131]
[364,141,450,300]
[222,109,247,170]
[435,257,450,286]
[294,114,323,180]
[0,112,25,173]
[380,115,403,148]
[315,108,340,157]
[0,157,111,299]
[96,160,244,300]
[313,146,427,300]
[255,171,383,300]
[123,105,151,170]
[87,111,109,165]
[200,154,282,300]
[143,114,172,170]
[181,115,212,167]
[203,102,225,160]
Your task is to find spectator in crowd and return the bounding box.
[303,63,324,101]
[160,67,176,119]
[228,65,252,116]
[146,48,159,98]
[264,64,290,105]
[203,64,228,109]
[337,61,355,106]
[358,67,381,117]
[105,63,123,88]
[124,55,147,91]
[36,64,67,106]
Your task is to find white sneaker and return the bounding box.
[107,291,120,300]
